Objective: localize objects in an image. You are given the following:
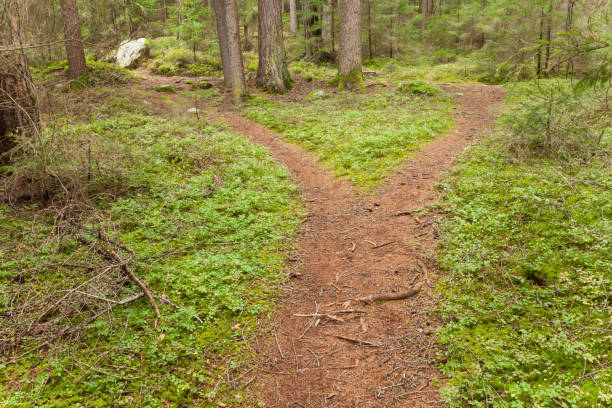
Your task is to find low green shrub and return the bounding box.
[500,80,610,161]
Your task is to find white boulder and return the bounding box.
[116,38,149,68]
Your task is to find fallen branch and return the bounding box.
[372,240,396,249]
[294,313,344,322]
[350,284,422,304]
[63,293,144,337]
[395,210,413,216]
[297,302,319,339]
[334,335,383,348]
[108,250,160,324]
[77,237,161,324]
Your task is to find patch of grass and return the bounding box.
[0,96,303,407]
[436,85,611,407]
[147,36,222,77]
[245,89,454,189]
[31,58,133,86]
[289,60,336,81]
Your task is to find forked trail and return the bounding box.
[213,83,506,407]
[137,72,504,406]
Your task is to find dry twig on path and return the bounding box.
[334,335,383,348]
[347,284,422,304]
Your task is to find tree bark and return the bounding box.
[59,0,87,79]
[162,0,168,22]
[212,0,233,87]
[257,0,292,93]
[289,0,298,33]
[322,0,333,44]
[564,0,575,76]
[367,1,372,59]
[536,7,545,78]
[0,1,39,161]
[337,0,362,87]
[544,0,554,77]
[224,0,246,103]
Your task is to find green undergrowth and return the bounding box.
[289,60,336,81]
[147,36,222,77]
[32,57,133,86]
[0,94,303,407]
[245,88,454,189]
[436,83,611,407]
[363,52,520,84]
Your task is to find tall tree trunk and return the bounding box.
[322,0,333,44]
[331,0,335,52]
[59,0,87,79]
[544,0,554,77]
[536,7,545,78]
[243,23,252,51]
[257,0,292,93]
[302,1,315,57]
[337,0,362,87]
[0,1,39,161]
[564,0,575,76]
[224,0,246,103]
[367,1,372,59]
[176,0,184,40]
[213,0,232,87]
[162,0,168,23]
[420,0,428,33]
[289,0,298,33]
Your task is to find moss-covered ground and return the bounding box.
[436,82,611,407]
[0,87,303,407]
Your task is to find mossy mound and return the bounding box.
[397,79,441,96]
[154,84,177,93]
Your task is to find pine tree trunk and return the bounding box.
[257,0,292,93]
[59,0,87,79]
[338,0,362,87]
[289,0,298,33]
[331,0,335,53]
[367,1,372,59]
[536,7,545,78]
[176,0,184,39]
[162,0,168,22]
[224,0,246,103]
[213,0,233,87]
[564,0,575,76]
[322,0,333,44]
[302,1,314,58]
[0,3,39,161]
[544,0,554,77]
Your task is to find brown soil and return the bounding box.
[137,72,505,407]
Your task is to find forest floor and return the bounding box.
[136,71,505,407]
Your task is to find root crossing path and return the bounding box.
[213,83,506,407]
